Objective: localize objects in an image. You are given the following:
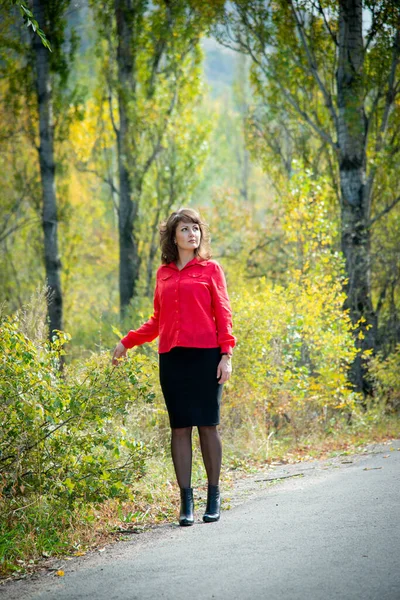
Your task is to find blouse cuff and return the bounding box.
[220,345,233,356]
[120,333,135,349]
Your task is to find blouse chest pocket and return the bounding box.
[186,272,209,284]
[158,273,173,289]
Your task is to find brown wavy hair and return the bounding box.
[160,208,211,265]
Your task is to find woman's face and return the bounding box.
[174,220,201,252]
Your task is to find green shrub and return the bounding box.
[0,313,154,506]
[368,345,400,412]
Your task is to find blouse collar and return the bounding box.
[165,256,208,272]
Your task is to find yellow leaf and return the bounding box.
[56,570,65,577]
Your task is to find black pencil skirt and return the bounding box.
[159,346,223,429]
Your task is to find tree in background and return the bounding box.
[32,0,68,338]
[140,94,211,299]
[92,0,224,320]
[1,0,79,340]
[218,0,400,392]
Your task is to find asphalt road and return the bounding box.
[2,440,400,600]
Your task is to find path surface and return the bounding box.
[2,440,400,600]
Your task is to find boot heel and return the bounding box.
[203,484,220,523]
[179,487,194,526]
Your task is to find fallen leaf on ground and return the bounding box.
[56,570,64,577]
[363,467,383,471]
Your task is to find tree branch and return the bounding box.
[107,86,119,138]
[288,0,338,129]
[375,278,390,316]
[141,86,177,178]
[369,195,400,228]
[0,217,40,244]
[365,88,383,142]
[366,28,400,201]
[364,1,385,52]
[274,75,338,149]
[314,0,337,46]
[76,163,120,214]
[375,28,400,155]
[0,416,76,471]
[147,1,173,98]
[229,5,338,151]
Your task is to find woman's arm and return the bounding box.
[112,282,160,364]
[217,354,232,384]
[210,263,236,356]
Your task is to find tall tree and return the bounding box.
[142,91,210,298]
[336,0,373,390]
[1,1,81,331]
[94,0,224,319]
[218,0,400,392]
[32,0,66,338]
[113,0,142,319]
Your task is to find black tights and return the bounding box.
[170,425,222,489]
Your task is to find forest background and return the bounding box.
[1,0,400,578]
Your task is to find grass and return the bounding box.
[1,414,399,581]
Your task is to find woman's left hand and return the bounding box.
[217,355,232,384]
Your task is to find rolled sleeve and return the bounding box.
[210,263,236,355]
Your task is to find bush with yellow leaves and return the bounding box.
[368,346,400,413]
[219,172,361,451]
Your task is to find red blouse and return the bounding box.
[121,257,236,355]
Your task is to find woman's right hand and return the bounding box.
[112,341,128,366]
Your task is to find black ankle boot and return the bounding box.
[179,487,194,526]
[203,484,220,523]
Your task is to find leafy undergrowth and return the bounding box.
[223,414,400,469]
[1,416,399,582]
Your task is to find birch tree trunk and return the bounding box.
[32,0,63,339]
[337,0,376,392]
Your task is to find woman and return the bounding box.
[112,208,235,526]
